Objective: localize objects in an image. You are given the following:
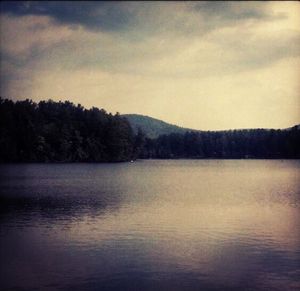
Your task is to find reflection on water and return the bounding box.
[0,160,299,291]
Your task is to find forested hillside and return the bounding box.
[124,114,300,159]
[0,98,144,162]
[1,98,299,162]
[122,114,192,138]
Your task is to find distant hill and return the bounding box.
[122,114,196,138]
[123,114,300,138]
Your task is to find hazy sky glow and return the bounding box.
[0,1,299,130]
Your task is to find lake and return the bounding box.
[0,160,299,291]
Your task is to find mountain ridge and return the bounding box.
[122,114,299,139]
[122,114,198,138]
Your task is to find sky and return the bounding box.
[0,1,299,130]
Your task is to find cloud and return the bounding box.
[0,1,299,130]
[0,1,287,35]
[192,1,285,21]
[0,1,133,32]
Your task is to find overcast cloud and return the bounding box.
[0,1,299,130]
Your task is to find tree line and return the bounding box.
[140,128,300,159]
[0,98,144,162]
[0,98,299,162]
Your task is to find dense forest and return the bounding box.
[140,129,300,159]
[0,98,299,162]
[0,98,144,162]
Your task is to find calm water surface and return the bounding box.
[0,160,299,291]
